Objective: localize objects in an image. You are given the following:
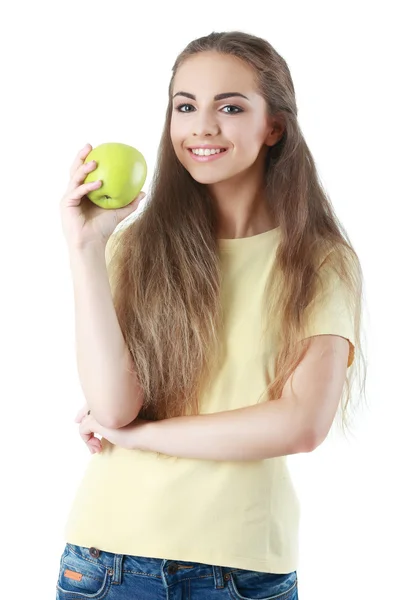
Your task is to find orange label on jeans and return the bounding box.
[64,569,83,581]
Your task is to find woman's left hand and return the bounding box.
[76,410,105,454]
[75,405,151,453]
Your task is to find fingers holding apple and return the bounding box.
[60,142,147,249]
[67,158,99,198]
[68,143,93,181]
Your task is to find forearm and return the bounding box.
[137,398,314,461]
[68,242,143,428]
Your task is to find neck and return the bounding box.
[209,164,275,239]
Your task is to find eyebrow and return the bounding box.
[172,91,250,101]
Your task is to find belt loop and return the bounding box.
[212,565,225,589]
[112,553,123,584]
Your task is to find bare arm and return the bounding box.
[103,334,350,460]
[68,241,143,428]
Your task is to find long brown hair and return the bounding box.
[108,31,367,435]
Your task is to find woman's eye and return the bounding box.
[175,104,243,114]
[176,104,194,113]
[221,105,243,114]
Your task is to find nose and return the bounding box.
[192,111,220,137]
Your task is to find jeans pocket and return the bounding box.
[56,544,111,599]
[227,569,298,600]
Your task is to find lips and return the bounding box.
[187,145,228,150]
[190,148,226,156]
[187,147,229,163]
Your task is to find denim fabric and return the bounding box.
[55,543,298,599]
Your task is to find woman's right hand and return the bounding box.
[60,143,146,250]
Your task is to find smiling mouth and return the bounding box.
[187,148,229,162]
[189,148,227,156]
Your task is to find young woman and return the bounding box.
[57,30,365,600]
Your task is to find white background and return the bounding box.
[1,1,399,598]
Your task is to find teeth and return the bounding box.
[191,148,225,156]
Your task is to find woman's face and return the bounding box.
[170,51,280,187]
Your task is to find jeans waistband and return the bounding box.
[66,543,238,589]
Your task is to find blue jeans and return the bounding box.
[55,543,298,599]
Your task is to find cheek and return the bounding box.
[170,113,186,138]
[232,127,267,164]
[170,119,186,155]
[235,119,265,148]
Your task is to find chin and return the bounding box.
[190,173,228,185]
[185,166,234,186]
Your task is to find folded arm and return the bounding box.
[106,334,351,461]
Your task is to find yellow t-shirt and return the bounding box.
[64,226,356,573]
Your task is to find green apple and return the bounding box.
[83,142,147,209]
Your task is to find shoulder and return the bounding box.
[105,227,126,266]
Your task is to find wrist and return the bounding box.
[68,240,107,258]
[135,420,155,452]
[67,242,108,277]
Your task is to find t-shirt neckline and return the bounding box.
[218,226,281,249]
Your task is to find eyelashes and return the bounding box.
[174,104,243,115]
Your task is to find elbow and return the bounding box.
[297,425,327,453]
[103,353,144,428]
[107,394,144,429]
[95,413,119,429]
[111,410,140,429]
[104,413,137,430]
[284,403,321,455]
[105,370,145,429]
[87,408,121,430]
[288,403,330,454]
[91,391,144,430]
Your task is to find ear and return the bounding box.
[265,114,285,147]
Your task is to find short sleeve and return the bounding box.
[300,257,357,368]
